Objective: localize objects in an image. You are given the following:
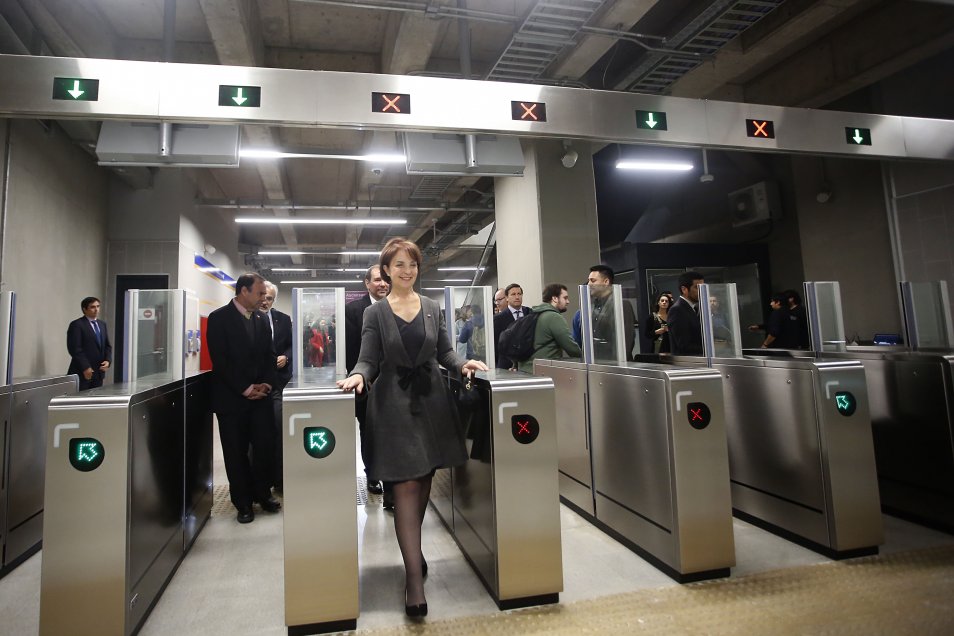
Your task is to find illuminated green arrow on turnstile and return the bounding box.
[52,77,100,101]
[835,391,857,416]
[303,426,335,458]
[845,127,872,146]
[218,85,261,107]
[69,437,105,471]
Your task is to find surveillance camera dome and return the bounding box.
[699,173,714,183]
[816,190,832,204]
[371,167,383,175]
[561,149,579,168]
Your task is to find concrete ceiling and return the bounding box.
[2,0,952,279]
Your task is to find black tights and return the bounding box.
[391,475,432,606]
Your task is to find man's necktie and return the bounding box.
[91,321,102,347]
[245,311,255,341]
[515,309,522,319]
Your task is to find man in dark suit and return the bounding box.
[206,273,280,524]
[67,296,112,390]
[345,265,389,497]
[668,270,705,356]
[261,282,293,492]
[493,282,525,369]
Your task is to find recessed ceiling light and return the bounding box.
[236,217,406,225]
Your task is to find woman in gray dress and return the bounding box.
[337,238,488,617]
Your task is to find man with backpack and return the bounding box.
[498,283,582,373]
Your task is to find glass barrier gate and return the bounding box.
[40,289,212,636]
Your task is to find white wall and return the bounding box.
[0,119,110,378]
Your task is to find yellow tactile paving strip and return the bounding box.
[356,545,954,635]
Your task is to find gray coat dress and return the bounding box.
[350,295,469,482]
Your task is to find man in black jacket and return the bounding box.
[493,283,525,368]
[345,265,389,497]
[66,296,112,390]
[668,271,705,356]
[207,273,280,524]
[261,281,293,492]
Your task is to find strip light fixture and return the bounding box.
[437,267,486,271]
[279,280,365,285]
[259,250,381,256]
[616,160,694,172]
[272,267,368,272]
[241,148,406,163]
[236,217,406,225]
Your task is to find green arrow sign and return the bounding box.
[52,77,100,101]
[218,85,261,108]
[69,437,105,472]
[303,426,335,458]
[636,110,668,131]
[834,391,857,416]
[845,127,872,146]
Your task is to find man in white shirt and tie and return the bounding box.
[493,283,526,368]
[66,296,112,390]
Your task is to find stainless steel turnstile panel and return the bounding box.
[437,370,562,609]
[282,368,358,634]
[538,361,593,516]
[588,363,735,577]
[40,375,212,636]
[715,356,883,554]
[0,375,78,577]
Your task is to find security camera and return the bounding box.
[699,173,714,183]
[561,149,579,169]
[371,168,383,176]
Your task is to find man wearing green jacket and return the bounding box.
[517,283,583,373]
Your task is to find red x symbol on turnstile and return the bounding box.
[516,420,531,435]
[382,94,402,113]
[751,120,769,137]
[690,408,704,422]
[520,103,538,120]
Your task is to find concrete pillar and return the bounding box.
[495,139,601,315]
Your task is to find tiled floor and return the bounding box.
[3,420,953,635]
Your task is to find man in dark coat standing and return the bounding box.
[345,265,389,497]
[261,281,293,492]
[668,271,705,356]
[67,296,112,390]
[493,283,525,368]
[206,273,280,524]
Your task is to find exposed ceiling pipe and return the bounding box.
[159,0,175,157]
[458,0,477,169]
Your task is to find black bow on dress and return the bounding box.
[397,362,432,414]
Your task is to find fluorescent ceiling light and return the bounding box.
[437,267,485,271]
[279,280,365,285]
[241,148,406,163]
[259,250,380,256]
[422,288,446,291]
[428,279,473,283]
[272,267,367,272]
[236,217,406,225]
[616,160,694,172]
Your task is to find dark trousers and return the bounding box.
[271,389,284,488]
[217,400,274,508]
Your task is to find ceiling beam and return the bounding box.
[547,0,661,81]
[381,2,449,75]
[741,0,954,107]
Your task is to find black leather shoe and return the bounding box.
[236,506,254,524]
[258,497,282,513]
[405,590,428,618]
[383,492,395,512]
[367,481,384,495]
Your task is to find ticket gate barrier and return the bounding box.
[754,347,954,534]
[0,375,78,578]
[39,373,213,636]
[432,370,563,610]
[535,359,735,582]
[660,352,884,558]
[281,368,357,635]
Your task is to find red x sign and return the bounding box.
[372,92,412,114]
[746,119,775,139]
[511,101,548,122]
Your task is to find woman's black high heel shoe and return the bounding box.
[422,556,428,580]
[405,589,428,618]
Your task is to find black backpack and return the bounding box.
[498,311,541,363]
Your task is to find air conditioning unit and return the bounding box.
[404,132,525,176]
[96,121,240,167]
[728,181,781,228]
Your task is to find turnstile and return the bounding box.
[281,368,357,635]
[753,347,954,533]
[0,375,78,578]
[39,373,213,636]
[667,353,884,558]
[536,359,735,582]
[432,370,563,609]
